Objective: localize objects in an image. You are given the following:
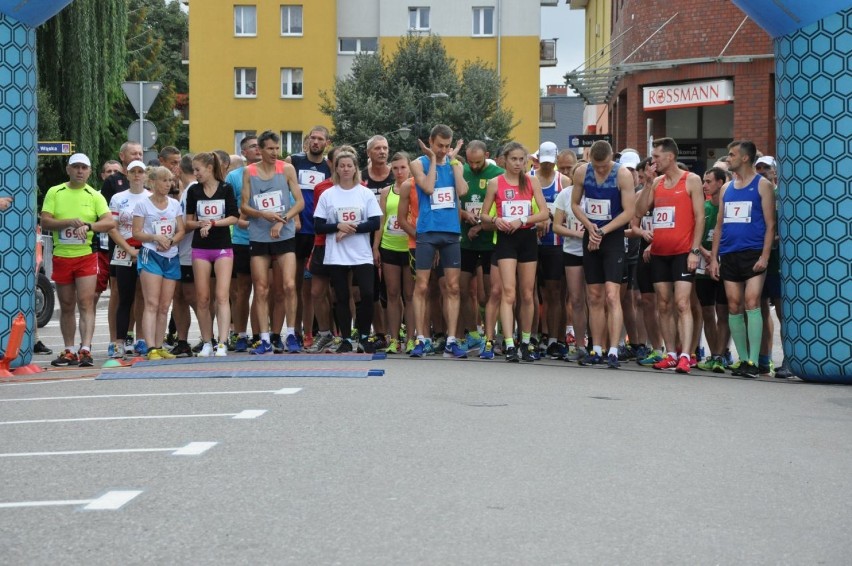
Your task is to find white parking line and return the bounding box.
[0,490,143,511]
[0,441,218,458]
[0,410,267,426]
[0,387,301,402]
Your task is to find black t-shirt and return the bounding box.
[94,171,129,251]
[361,167,394,198]
[185,181,239,249]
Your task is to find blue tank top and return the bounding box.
[719,174,767,255]
[225,167,249,245]
[583,162,624,229]
[415,155,460,234]
[247,161,295,243]
[290,153,331,235]
[538,174,561,246]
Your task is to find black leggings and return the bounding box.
[115,263,139,341]
[329,264,374,338]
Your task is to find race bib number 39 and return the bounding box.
[724,201,752,224]
[197,199,225,221]
[586,198,611,221]
[254,191,284,212]
[58,226,85,244]
[501,200,531,221]
[111,246,132,266]
[337,207,362,223]
[653,206,675,229]
[430,187,455,210]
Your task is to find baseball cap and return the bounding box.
[68,153,91,167]
[127,160,146,171]
[755,156,776,169]
[618,150,641,170]
[538,142,558,164]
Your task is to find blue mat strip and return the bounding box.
[133,352,386,368]
[97,368,385,380]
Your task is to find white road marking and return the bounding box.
[0,441,217,458]
[0,490,142,511]
[0,379,96,387]
[0,411,267,426]
[0,387,301,402]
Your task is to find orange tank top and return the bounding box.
[651,171,694,256]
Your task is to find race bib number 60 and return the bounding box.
[197,199,225,221]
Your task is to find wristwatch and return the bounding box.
[519,216,528,225]
[690,247,701,255]
[595,226,605,237]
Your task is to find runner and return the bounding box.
[709,141,776,378]
[481,142,549,362]
[570,140,636,369]
[185,152,240,357]
[40,153,114,367]
[132,166,185,360]
[314,150,383,353]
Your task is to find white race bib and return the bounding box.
[58,226,85,244]
[337,207,362,224]
[385,215,405,236]
[724,201,752,224]
[464,201,482,216]
[706,228,715,241]
[111,246,132,266]
[253,191,284,212]
[153,220,176,238]
[99,232,109,249]
[501,200,531,221]
[653,206,675,229]
[641,215,653,233]
[197,199,225,221]
[298,169,322,190]
[564,214,584,233]
[586,198,611,221]
[546,202,556,215]
[430,187,455,210]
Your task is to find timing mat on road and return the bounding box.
[133,353,385,368]
[97,367,385,380]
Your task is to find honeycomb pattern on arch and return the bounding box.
[0,14,37,363]
[775,7,852,382]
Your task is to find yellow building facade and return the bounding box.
[188,1,545,153]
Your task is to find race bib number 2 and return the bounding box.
[299,169,322,190]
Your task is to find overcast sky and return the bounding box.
[540,6,586,90]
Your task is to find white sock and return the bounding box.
[285,327,295,337]
[593,345,602,356]
[608,346,618,357]
[260,332,270,342]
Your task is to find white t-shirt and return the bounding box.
[554,186,585,257]
[133,197,182,259]
[110,189,152,240]
[314,184,382,266]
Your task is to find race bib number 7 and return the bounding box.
[724,201,752,223]
[197,199,225,221]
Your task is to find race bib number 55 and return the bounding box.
[430,187,455,210]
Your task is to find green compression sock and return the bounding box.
[729,313,749,362]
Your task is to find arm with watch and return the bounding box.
[686,173,706,272]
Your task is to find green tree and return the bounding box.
[320,34,514,160]
[37,0,128,189]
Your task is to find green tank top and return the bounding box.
[380,184,409,252]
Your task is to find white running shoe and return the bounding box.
[198,342,214,357]
[215,343,228,357]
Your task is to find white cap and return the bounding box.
[127,160,146,171]
[755,156,776,169]
[538,141,558,164]
[618,150,641,169]
[68,153,91,167]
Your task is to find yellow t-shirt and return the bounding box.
[42,183,110,258]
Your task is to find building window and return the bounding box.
[408,7,430,31]
[338,37,378,54]
[472,7,494,37]
[234,130,257,154]
[280,68,304,98]
[281,131,304,155]
[235,68,257,98]
[281,5,303,35]
[540,102,556,127]
[234,5,257,36]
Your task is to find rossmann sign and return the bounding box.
[643,79,734,111]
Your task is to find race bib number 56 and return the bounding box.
[337,207,362,223]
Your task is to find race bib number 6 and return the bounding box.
[430,187,455,210]
[337,207,362,223]
[197,199,225,221]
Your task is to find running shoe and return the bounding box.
[383,338,400,354]
[729,360,744,376]
[579,351,603,366]
[156,347,176,360]
[566,332,576,346]
[250,340,273,355]
[106,342,115,358]
[465,333,485,354]
[192,340,205,354]
[504,346,520,363]
[32,341,52,355]
[432,334,446,353]
[711,356,727,374]
[197,342,214,357]
[111,342,126,359]
[697,357,715,371]
[564,347,587,363]
[325,337,344,353]
[233,336,249,352]
[758,360,775,378]
[215,343,228,357]
[134,339,149,356]
[479,340,495,360]
[286,334,301,354]
[165,332,178,347]
[310,333,335,353]
[739,361,759,378]
[775,360,794,379]
[51,349,79,367]
[405,339,415,354]
[690,354,698,368]
[361,336,379,354]
[335,338,354,353]
[147,348,165,361]
[552,343,568,360]
[607,353,620,369]
[444,340,468,359]
[77,349,94,367]
[723,349,735,368]
[652,354,678,370]
[537,335,548,355]
[423,339,435,356]
[271,334,285,354]
[545,342,560,360]
[372,335,388,352]
[638,350,664,366]
[171,340,193,358]
[125,332,135,349]
[675,355,691,374]
[633,344,649,362]
[520,343,537,363]
[302,333,314,350]
[410,339,425,358]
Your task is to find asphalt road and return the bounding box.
[2,312,850,564]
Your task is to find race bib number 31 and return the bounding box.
[430,187,455,210]
[586,198,611,221]
[724,201,752,224]
[197,199,225,221]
